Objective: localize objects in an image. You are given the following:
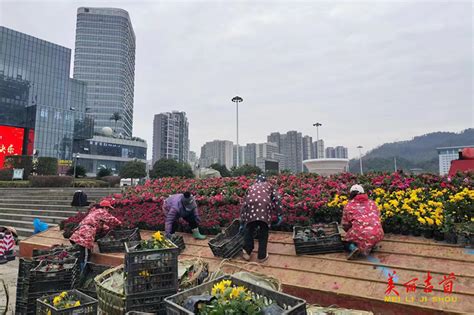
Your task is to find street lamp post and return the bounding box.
[313,122,322,158]
[231,96,243,166]
[357,145,363,175]
[73,153,80,187]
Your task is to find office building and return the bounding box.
[152,111,189,164]
[188,151,197,170]
[233,145,245,167]
[312,139,325,159]
[0,26,93,161]
[245,143,257,166]
[200,140,234,169]
[302,135,313,160]
[326,147,336,158]
[267,131,304,173]
[437,146,473,175]
[335,146,348,159]
[73,7,136,137]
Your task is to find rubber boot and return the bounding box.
[347,243,360,260]
[192,228,206,240]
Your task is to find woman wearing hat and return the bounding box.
[342,184,384,260]
[69,200,122,265]
[164,192,206,240]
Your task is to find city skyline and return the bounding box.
[1,1,471,159]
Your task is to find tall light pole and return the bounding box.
[357,145,363,175]
[313,122,322,158]
[73,153,80,187]
[231,96,243,166]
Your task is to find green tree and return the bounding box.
[119,160,147,184]
[150,158,194,179]
[209,163,231,177]
[37,157,58,175]
[231,164,262,177]
[97,167,112,178]
[66,165,86,178]
[109,112,122,132]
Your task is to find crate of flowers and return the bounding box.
[165,275,307,315]
[98,228,141,253]
[77,262,110,298]
[293,222,344,255]
[36,289,97,315]
[94,265,174,315]
[30,259,80,293]
[208,220,244,259]
[124,231,179,295]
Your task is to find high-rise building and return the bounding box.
[188,151,197,169]
[312,139,325,159]
[233,145,245,167]
[302,136,313,160]
[245,143,257,166]
[152,111,189,164]
[0,26,93,161]
[326,147,336,158]
[335,146,348,159]
[267,131,303,173]
[73,7,136,137]
[200,140,234,169]
[437,146,472,175]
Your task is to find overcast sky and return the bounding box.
[1,0,472,158]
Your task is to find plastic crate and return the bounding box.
[169,234,186,253]
[165,275,307,315]
[208,220,244,258]
[98,228,141,253]
[94,265,174,315]
[124,240,179,295]
[36,289,98,315]
[293,223,345,255]
[30,259,80,293]
[77,262,110,298]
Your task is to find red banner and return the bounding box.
[0,125,25,168]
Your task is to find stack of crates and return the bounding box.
[123,240,179,314]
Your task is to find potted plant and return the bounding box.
[433,228,444,241]
[441,214,457,244]
[455,223,470,247]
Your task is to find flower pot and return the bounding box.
[433,230,444,241]
[401,226,410,235]
[391,226,401,235]
[423,229,433,239]
[412,229,422,237]
[457,233,469,246]
[383,225,393,234]
[469,234,474,248]
[444,232,457,244]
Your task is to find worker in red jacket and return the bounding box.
[342,185,384,260]
[240,175,283,263]
[70,200,122,265]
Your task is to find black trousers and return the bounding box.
[172,213,199,233]
[243,221,269,260]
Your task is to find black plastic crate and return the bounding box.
[169,234,186,253]
[36,289,98,315]
[293,223,345,255]
[208,219,244,258]
[124,240,179,295]
[126,290,176,315]
[165,275,307,315]
[77,262,110,298]
[29,259,80,293]
[98,228,141,253]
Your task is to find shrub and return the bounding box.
[150,158,194,179]
[97,167,112,178]
[0,169,13,181]
[30,176,73,187]
[209,164,232,177]
[66,165,87,178]
[4,155,33,179]
[37,157,58,175]
[231,164,262,176]
[0,180,31,188]
[101,176,121,187]
[74,179,109,188]
[120,160,147,179]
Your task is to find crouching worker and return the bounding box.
[164,192,206,240]
[240,175,283,263]
[70,200,121,267]
[342,184,384,260]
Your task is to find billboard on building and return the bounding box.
[0,125,25,168]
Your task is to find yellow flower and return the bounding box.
[59,291,68,299]
[74,301,81,307]
[53,296,62,306]
[211,281,227,296]
[47,310,51,315]
[425,217,434,225]
[229,286,247,299]
[417,217,426,225]
[152,231,164,241]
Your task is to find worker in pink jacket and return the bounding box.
[341,184,384,260]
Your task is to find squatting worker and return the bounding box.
[164,192,206,240]
[69,200,122,267]
[342,184,384,260]
[240,175,283,263]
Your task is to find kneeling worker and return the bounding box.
[164,192,206,240]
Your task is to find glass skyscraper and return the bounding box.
[0,26,92,160]
[73,7,136,137]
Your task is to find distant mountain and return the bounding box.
[349,129,474,173]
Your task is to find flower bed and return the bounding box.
[62,172,473,238]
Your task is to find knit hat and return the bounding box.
[350,184,365,194]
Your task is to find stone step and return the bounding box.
[0,213,67,224]
[0,218,58,233]
[0,199,75,205]
[0,207,80,217]
[11,226,35,238]
[0,203,82,211]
